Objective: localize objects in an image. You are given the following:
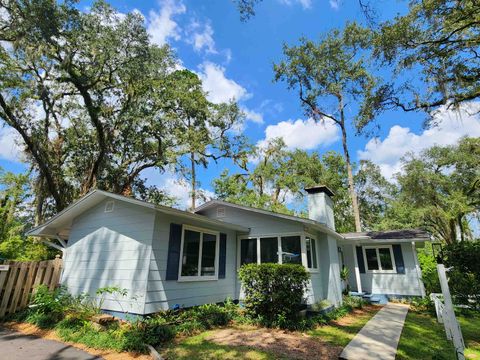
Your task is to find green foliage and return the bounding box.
[0,169,56,260]
[373,0,480,111]
[341,295,366,310]
[238,263,310,329]
[377,137,480,243]
[26,285,75,328]
[0,0,243,220]
[417,246,441,295]
[443,240,480,309]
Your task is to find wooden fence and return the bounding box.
[0,255,63,318]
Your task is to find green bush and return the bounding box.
[417,248,441,295]
[238,263,310,329]
[26,285,74,328]
[342,295,366,309]
[444,240,480,309]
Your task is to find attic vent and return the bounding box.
[217,207,226,218]
[104,201,115,213]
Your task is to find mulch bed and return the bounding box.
[206,327,343,360]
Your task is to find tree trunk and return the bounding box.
[190,152,196,211]
[339,95,362,232]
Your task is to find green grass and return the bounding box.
[396,311,455,360]
[458,312,480,359]
[161,331,282,360]
[307,306,379,347]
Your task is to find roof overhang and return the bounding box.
[339,229,432,245]
[27,190,250,239]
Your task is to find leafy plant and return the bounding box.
[238,263,310,329]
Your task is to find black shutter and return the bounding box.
[356,246,365,273]
[219,233,227,279]
[393,244,405,274]
[165,223,182,280]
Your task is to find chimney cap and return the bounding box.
[304,185,335,197]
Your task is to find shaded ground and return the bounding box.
[0,326,100,360]
[3,322,151,360]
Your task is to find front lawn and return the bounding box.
[308,305,380,347]
[396,310,480,360]
[162,331,285,360]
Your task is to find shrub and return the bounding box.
[238,263,310,329]
[417,248,441,295]
[342,295,365,309]
[443,240,480,309]
[26,285,73,327]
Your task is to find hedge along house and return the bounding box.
[27,186,429,315]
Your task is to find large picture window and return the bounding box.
[179,226,219,280]
[363,246,396,273]
[238,234,318,271]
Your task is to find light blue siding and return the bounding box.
[341,242,423,296]
[197,206,303,236]
[317,233,342,306]
[63,199,155,314]
[145,213,238,313]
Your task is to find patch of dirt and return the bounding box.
[3,322,151,360]
[206,327,343,360]
[331,305,381,326]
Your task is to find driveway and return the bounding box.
[0,327,102,360]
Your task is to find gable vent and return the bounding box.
[104,201,115,213]
[217,207,226,218]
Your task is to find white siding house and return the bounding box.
[28,187,429,315]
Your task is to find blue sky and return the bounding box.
[1,0,480,208]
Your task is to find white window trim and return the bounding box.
[237,232,319,272]
[362,245,397,273]
[305,233,319,273]
[178,225,220,282]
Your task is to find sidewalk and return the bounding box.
[0,327,101,360]
[340,303,409,360]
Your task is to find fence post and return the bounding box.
[437,264,465,360]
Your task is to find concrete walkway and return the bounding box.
[0,327,101,360]
[340,303,409,360]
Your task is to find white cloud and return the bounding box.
[0,127,22,162]
[358,102,480,179]
[258,118,339,150]
[329,0,340,10]
[242,108,264,124]
[279,0,312,9]
[147,0,186,46]
[197,61,250,103]
[186,20,217,54]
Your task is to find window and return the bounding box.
[239,234,315,270]
[305,236,318,269]
[281,236,302,264]
[363,246,396,272]
[179,226,219,280]
[260,237,278,263]
[240,238,257,265]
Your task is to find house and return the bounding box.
[27,186,429,315]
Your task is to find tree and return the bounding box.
[213,139,357,232]
[165,70,246,210]
[274,23,380,232]
[373,0,480,113]
[380,137,480,243]
[355,160,394,230]
[0,0,200,220]
[0,168,55,260]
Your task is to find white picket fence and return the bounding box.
[430,264,465,360]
